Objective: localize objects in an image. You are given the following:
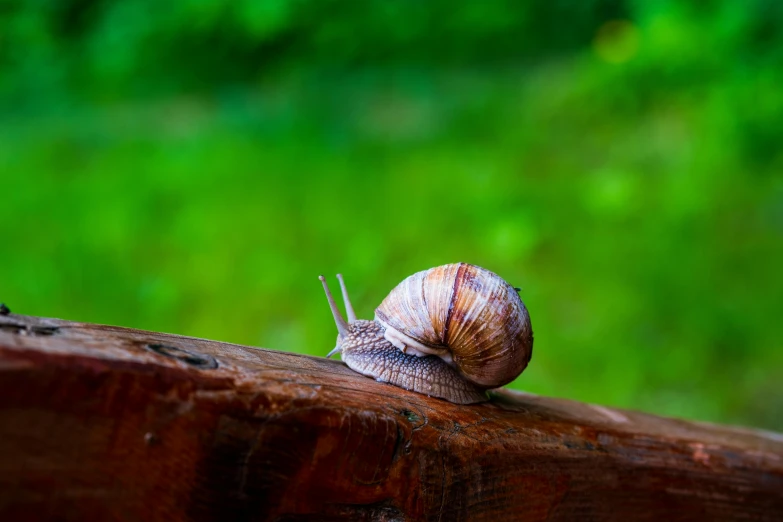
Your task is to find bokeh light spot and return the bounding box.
[593,20,640,64]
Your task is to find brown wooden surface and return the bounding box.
[0,313,782,522]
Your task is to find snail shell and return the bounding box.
[375,263,533,389]
[320,263,533,404]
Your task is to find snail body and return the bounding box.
[319,263,533,404]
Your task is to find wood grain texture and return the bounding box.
[0,313,781,521]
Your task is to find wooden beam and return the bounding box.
[0,312,781,521]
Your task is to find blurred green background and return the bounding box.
[2,0,782,430]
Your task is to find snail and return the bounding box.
[319,263,533,404]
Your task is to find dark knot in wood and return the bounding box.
[145,343,218,369]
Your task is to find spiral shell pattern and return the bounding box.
[374,263,533,388]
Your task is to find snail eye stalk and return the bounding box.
[319,275,349,337]
[336,273,357,323]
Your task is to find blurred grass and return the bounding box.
[1,0,782,430]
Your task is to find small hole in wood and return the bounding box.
[145,343,218,369]
[400,409,420,424]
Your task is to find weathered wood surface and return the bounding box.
[0,313,781,522]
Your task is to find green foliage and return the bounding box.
[2,0,782,429]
